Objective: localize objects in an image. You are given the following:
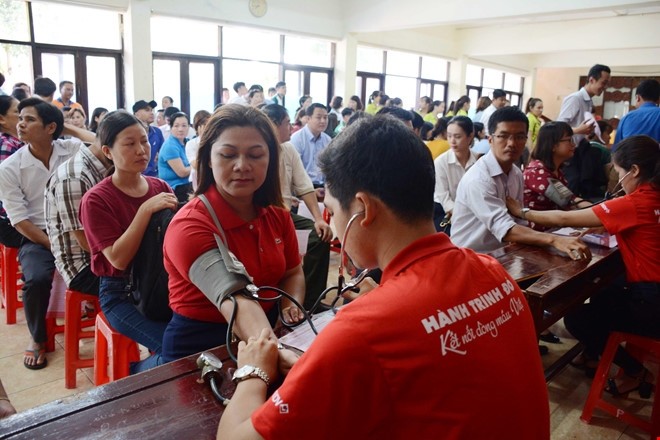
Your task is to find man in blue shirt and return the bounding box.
[132,100,164,177]
[290,103,331,185]
[613,79,659,150]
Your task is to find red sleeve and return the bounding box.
[592,196,636,235]
[80,188,125,255]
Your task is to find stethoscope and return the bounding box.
[577,170,631,209]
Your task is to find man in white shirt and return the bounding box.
[0,98,84,370]
[480,89,507,135]
[290,103,331,185]
[263,104,332,310]
[451,107,589,258]
[228,81,249,105]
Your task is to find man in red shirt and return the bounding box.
[217,115,550,439]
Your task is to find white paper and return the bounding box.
[279,309,337,352]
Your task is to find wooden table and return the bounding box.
[0,345,237,440]
[488,242,623,380]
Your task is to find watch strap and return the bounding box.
[233,365,270,386]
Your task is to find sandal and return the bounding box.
[569,353,599,378]
[23,348,48,370]
[605,368,654,398]
[539,331,562,344]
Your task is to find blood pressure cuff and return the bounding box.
[544,178,575,208]
[188,234,254,308]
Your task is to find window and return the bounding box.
[0,0,30,42]
[32,2,121,50]
[223,26,279,62]
[356,46,384,73]
[284,35,332,68]
[0,43,33,90]
[358,47,449,110]
[465,64,524,109]
[223,59,280,95]
[151,16,218,56]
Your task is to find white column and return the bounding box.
[448,55,467,102]
[123,0,153,108]
[334,33,358,100]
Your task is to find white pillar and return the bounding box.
[334,33,358,100]
[123,0,153,108]
[448,55,467,102]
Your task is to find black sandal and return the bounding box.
[605,368,654,398]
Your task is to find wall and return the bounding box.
[533,67,584,119]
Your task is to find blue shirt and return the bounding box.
[158,135,190,189]
[290,125,332,184]
[144,125,164,177]
[613,102,660,150]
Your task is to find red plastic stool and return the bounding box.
[581,332,660,438]
[94,312,140,386]
[45,316,64,353]
[1,245,24,324]
[64,289,100,389]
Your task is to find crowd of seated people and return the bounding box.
[0,66,658,437]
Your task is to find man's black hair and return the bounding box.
[275,81,286,89]
[34,77,56,97]
[59,80,73,90]
[587,64,611,81]
[233,82,246,93]
[635,79,659,102]
[318,114,434,224]
[341,107,355,117]
[492,89,506,99]
[18,97,64,139]
[411,110,424,129]
[377,106,413,122]
[488,106,529,135]
[262,104,289,126]
[305,103,327,117]
[164,106,181,119]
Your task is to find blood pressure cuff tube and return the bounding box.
[189,246,253,309]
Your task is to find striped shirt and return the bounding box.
[45,146,110,285]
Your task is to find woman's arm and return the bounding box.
[507,196,603,228]
[101,192,178,270]
[167,158,191,178]
[277,264,305,322]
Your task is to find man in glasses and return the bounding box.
[452,107,590,260]
[217,114,550,439]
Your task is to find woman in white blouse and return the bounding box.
[433,116,478,235]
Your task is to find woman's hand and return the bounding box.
[505,196,523,218]
[281,306,304,324]
[140,192,178,215]
[313,219,333,242]
[237,328,279,381]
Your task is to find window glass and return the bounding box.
[86,56,118,114]
[284,69,303,120]
[189,62,216,116]
[483,68,503,89]
[386,51,419,77]
[153,59,181,111]
[432,83,446,103]
[41,53,76,101]
[223,59,279,99]
[309,72,329,107]
[384,75,416,110]
[151,16,218,56]
[0,0,30,42]
[465,64,482,86]
[504,73,522,92]
[32,2,121,49]
[421,56,448,82]
[356,46,384,73]
[223,26,279,62]
[0,44,33,90]
[509,94,520,108]
[284,35,332,68]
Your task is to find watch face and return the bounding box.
[234,365,255,379]
[249,0,267,17]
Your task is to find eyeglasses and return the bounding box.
[559,137,575,144]
[493,133,528,143]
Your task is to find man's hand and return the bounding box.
[505,196,523,218]
[573,119,595,136]
[238,328,279,382]
[313,219,333,242]
[551,235,592,261]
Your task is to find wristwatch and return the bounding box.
[520,208,530,220]
[232,365,270,386]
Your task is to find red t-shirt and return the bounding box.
[592,183,660,283]
[163,185,301,323]
[253,234,550,439]
[79,176,172,277]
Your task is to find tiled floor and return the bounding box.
[0,255,655,438]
